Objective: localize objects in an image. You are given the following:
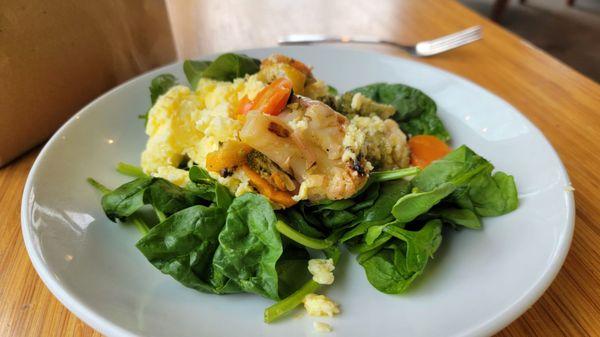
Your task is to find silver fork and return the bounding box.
[278,26,482,57]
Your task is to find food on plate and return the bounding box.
[308,258,335,285]
[313,321,333,333]
[303,293,340,317]
[89,52,518,324]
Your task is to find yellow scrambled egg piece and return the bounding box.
[303,294,340,317]
[308,258,335,285]
[141,75,265,193]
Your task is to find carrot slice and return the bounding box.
[239,78,293,117]
[236,96,253,116]
[408,135,451,169]
[241,164,297,208]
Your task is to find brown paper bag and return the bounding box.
[0,0,176,166]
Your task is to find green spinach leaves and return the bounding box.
[149,74,178,105]
[350,82,450,141]
[184,53,261,89]
[213,194,283,300]
[359,220,442,294]
[136,205,234,294]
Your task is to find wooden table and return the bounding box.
[2,0,599,336]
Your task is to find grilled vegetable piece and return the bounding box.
[205,141,253,173]
[240,97,368,201]
[337,92,396,119]
[246,150,297,192]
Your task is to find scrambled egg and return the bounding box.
[303,294,340,317]
[308,258,335,285]
[313,322,333,333]
[141,75,265,194]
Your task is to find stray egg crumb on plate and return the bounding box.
[308,258,335,285]
[313,321,333,333]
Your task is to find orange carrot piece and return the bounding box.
[236,96,253,116]
[241,78,293,116]
[408,135,451,169]
[241,164,297,208]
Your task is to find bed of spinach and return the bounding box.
[89,145,517,322]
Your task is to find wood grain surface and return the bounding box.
[2,0,600,336]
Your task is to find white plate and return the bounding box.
[22,46,574,337]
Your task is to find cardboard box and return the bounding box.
[0,0,176,166]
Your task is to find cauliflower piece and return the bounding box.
[337,92,396,119]
[303,294,340,317]
[343,115,410,170]
[308,259,335,285]
[313,322,333,333]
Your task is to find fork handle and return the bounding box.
[278,34,404,48]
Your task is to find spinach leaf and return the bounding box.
[136,205,234,294]
[432,207,481,229]
[359,219,442,294]
[212,193,283,300]
[150,74,178,105]
[202,53,261,82]
[101,177,154,221]
[183,60,211,90]
[187,166,233,207]
[363,180,412,222]
[411,145,490,191]
[189,165,213,182]
[351,82,434,121]
[276,244,311,298]
[280,208,325,238]
[391,183,456,223]
[340,219,393,243]
[214,183,234,209]
[340,180,411,242]
[384,220,443,272]
[348,233,393,254]
[101,176,208,222]
[350,82,449,141]
[401,108,450,142]
[314,199,355,212]
[455,171,518,217]
[350,182,380,212]
[320,209,356,228]
[184,53,260,88]
[365,224,387,245]
[143,178,205,215]
[413,146,518,216]
[359,244,415,294]
[140,74,178,123]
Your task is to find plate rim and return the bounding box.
[20,45,575,337]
